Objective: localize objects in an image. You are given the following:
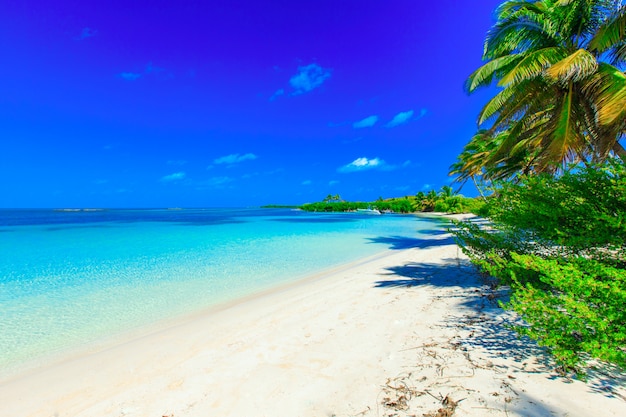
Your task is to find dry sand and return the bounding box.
[1,215,625,416]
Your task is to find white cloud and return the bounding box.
[386,110,414,128]
[270,89,284,101]
[161,172,186,182]
[289,63,331,94]
[329,180,340,186]
[119,72,141,81]
[213,153,258,165]
[353,115,378,129]
[338,157,390,173]
[301,180,312,185]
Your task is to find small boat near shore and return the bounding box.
[356,208,382,215]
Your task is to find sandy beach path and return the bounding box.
[1,224,625,416]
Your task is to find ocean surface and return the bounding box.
[0,208,445,372]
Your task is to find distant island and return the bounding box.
[263,186,484,214]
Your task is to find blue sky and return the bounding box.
[0,0,502,208]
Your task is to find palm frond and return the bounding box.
[466,55,523,92]
[484,6,559,59]
[485,80,554,129]
[588,5,626,54]
[497,1,548,20]
[584,63,626,125]
[540,84,585,168]
[608,42,626,65]
[477,85,518,125]
[546,48,599,83]
[499,47,568,86]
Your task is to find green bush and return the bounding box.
[454,160,626,375]
[504,255,626,371]
[434,196,485,214]
[461,197,486,215]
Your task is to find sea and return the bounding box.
[0,208,446,373]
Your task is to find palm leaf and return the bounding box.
[546,48,599,83]
[496,1,548,19]
[584,63,626,125]
[487,80,554,129]
[608,42,626,65]
[499,47,568,86]
[588,5,626,54]
[466,55,523,92]
[477,85,517,125]
[484,6,559,59]
[541,84,585,168]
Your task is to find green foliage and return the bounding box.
[375,198,415,213]
[485,160,626,254]
[300,187,484,214]
[300,201,370,212]
[454,161,626,374]
[503,255,626,372]
[432,196,485,214]
[456,0,626,187]
[460,197,487,215]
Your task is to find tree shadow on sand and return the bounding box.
[366,234,457,250]
[374,256,626,403]
[366,220,461,250]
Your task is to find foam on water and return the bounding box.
[0,208,445,371]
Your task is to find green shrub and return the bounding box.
[454,160,626,374]
[433,196,485,214]
[502,254,626,372]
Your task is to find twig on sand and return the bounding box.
[422,393,461,417]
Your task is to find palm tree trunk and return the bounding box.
[471,176,487,201]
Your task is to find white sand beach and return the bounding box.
[1,216,625,417]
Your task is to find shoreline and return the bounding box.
[1,218,625,416]
[0,209,443,378]
[0,245,408,381]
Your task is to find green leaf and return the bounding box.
[499,47,568,86]
[466,55,523,92]
[546,49,599,83]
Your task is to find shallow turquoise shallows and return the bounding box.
[0,208,445,371]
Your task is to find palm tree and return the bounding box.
[450,130,533,197]
[465,0,626,174]
[422,190,439,212]
[439,185,455,198]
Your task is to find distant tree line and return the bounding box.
[300,186,484,214]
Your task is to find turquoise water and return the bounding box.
[0,208,442,371]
